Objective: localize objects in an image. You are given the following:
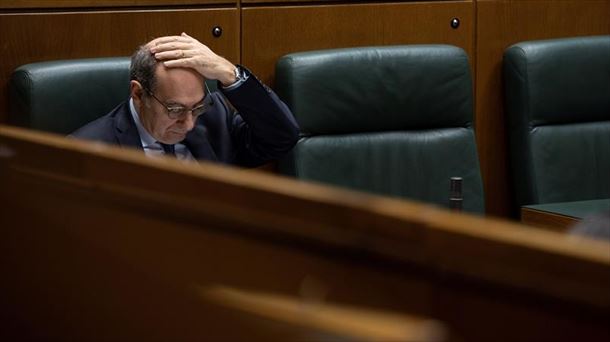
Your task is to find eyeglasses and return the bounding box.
[142,86,207,120]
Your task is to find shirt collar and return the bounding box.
[129,97,157,148]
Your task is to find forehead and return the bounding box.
[154,64,205,102]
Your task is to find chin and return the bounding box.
[166,132,186,143]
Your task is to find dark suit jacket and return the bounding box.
[71,70,299,167]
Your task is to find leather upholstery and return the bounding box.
[504,35,610,210]
[9,58,131,135]
[276,45,484,213]
[9,58,219,135]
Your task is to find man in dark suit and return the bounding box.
[71,33,299,167]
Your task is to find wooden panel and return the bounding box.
[475,0,610,217]
[242,0,343,3]
[0,8,239,123]
[242,1,474,87]
[0,0,234,9]
[1,125,609,341]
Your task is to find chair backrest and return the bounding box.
[9,57,132,135]
[8,57,221,136]
[503,36,610,210]
[275,45,484,213]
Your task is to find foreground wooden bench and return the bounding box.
[1,125,608,341]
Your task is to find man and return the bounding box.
[71,33,299,167]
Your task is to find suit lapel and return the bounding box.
[111,100,218,161]
[114,101,144,150]
[183,125,217,162]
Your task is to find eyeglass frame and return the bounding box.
[141,83,211,120]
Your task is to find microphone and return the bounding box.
[449,177,463,211]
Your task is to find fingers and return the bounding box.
[162,57,197,69]
[146,33,224,78]
[152,48,188,61]
[150,35,191,46]
[150,41,192,54]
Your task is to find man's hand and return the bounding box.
[149,32,237,86]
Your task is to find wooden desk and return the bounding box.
[522,199,610,232]
[1,125,609,342]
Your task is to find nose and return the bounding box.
[178,112,196,131]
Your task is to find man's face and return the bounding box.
[132,64,205,144]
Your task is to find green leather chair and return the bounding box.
[503,36,610,211]
[9,57,132,135]
[9,57,220,135]
[275,45,485,213]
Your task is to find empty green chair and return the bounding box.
[503,35,610,212]
[275,45,484,213]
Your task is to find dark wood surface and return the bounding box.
[0,0,234,8]
[242,0,353,3]
[1,125,609,341]
[242,1,474,87]
[521,207,580,233]
[521,199,610,232]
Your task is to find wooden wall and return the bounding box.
[1,0,609,218]
[241,1,474,86]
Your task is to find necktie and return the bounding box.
[159,142,176,156]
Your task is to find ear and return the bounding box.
[130,80,144,107]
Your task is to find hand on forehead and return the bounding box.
[145,32,235,85]
[148,32,192,52]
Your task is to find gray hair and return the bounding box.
[130,44,158,92]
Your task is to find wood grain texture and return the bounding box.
[1,125,609,341]
[242,1,474,87]
[242,0,344,3]
[200,285,449,341]
[0,8,239,123]
[0,0,234,9]
[475,0,610,217]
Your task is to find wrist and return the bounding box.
[219,64,238,86]
[221,66,249,91]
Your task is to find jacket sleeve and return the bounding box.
[219,66,300,167]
